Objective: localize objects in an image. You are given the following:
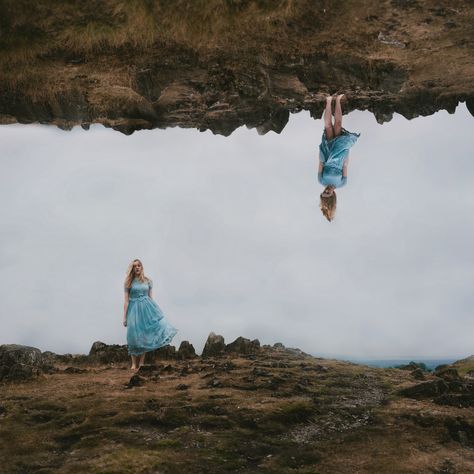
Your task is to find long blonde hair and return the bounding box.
[320,192,337,222]
[124,258,149,289]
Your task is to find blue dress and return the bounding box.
[125,278,177,356]
[318,128,360,188]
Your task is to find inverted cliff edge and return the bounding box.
[1,1,473,135]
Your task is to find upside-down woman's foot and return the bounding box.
[131,365,137,370]
[336,93,346,102]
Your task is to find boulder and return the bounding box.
[176,341,197,360]
[150,345,176,360]
[89,341,108,355]
[55,353,89,364]
[435,393,474,408]
[410,368,426,380]
[399,380,449,399]
[137,364,158,376]
[126,374,145,388]
[396,361,428,372]
[202,333,226,357]
[64,367,87,374]
[284,347,308,357]
[88,341,129,364]
[226,337,261,355]
[273,342,286,351]
[465,370,474,380]
[434,367,462,381]
[0,344,44,381]
[41,351,58,364]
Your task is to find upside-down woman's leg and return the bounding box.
[324,95,334,140]
[334,94,345,137]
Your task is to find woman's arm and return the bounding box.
[148,279,153,299]
[123,290,129,326]
[342,156,349,178]
[339,157,349,187]
[318,160,324,184]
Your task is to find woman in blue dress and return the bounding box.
[123,259,177,370]
[318,94,360,221]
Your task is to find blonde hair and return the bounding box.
[320,192,337,222]
[124,258,149,289]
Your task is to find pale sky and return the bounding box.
[1,104,473,359]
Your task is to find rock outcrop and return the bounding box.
[1,1,473,135]
[0,344,46,381]
[176,341,197,360]
[225,336,261,355]
[399,374,474,408]
[89,341,129,364]
[202,332,226,358]
[149,345,177,360]
[2,333,474,472]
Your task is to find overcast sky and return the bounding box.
[1,104,473,359]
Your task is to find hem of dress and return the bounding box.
[127,329,178,356]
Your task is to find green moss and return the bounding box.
[52,411,87,428]
[158,407,191,428]
[153,438,181,448]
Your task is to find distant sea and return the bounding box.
[346,359,457,371]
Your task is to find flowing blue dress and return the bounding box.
[125,278,177,356]
[318,128,360,188]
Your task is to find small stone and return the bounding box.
[64,367,87,374]
[126,374,145,388]
[137,364,158,375]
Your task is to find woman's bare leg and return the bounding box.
[131,355,138,370]
[324,95,334,140]
[138,353,146,368]
[334,94,345,137]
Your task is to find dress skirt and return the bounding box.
[126,295,177,356]
[319,127,360,170]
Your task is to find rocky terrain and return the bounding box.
[1,334,473,473]
[1,0,473,135]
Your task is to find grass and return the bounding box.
[2,351,474,471]
[0,0,312,61]
[269,400,315,424]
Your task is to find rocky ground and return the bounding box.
[1,334,473,473]
[1,0,473,135]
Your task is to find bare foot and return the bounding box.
[130,365,137,370]
[336,93,345,102]
[326,95,333,103]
